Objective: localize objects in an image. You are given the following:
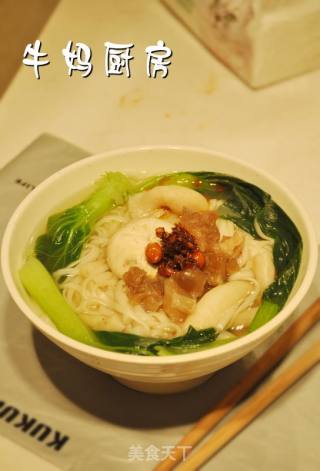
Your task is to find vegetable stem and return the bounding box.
[249,300,279,332]
[20,257,100,347]
[84,172,134,220]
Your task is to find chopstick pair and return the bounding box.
[155,298,320,471]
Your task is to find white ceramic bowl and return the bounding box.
[1,147,318,394]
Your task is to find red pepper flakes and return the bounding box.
[150,224,206,277]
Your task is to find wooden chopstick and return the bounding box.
[155,298,320,471]
[178,340,320,471]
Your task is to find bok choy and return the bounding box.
[35,172,135,272]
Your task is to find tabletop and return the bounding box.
[0,0,320,470]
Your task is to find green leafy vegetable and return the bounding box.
[248,300,279,332]
[255,201,302,307]
[96,326,218,355]
[150,330,232,355]
[147,325,217,354]
[35,172,135,272]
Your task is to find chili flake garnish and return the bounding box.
[145,224,206,277]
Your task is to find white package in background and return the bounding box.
[0,135,319,470]
[163,0,320,88]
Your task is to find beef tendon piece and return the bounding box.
[123,266,164,312]
[163,277,196,323]
[180,209,220,252]
[205,249,239,287]
[172,268,208,299]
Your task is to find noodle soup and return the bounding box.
[20,171,302,356]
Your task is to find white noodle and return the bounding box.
[55,205,184,338]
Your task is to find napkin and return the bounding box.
[0,135,319,471]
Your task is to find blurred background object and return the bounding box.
[163,0,320,88]
[0,0,59,98]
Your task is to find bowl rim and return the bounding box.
[1,144,318,365]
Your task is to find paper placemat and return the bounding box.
[0,135,319,471]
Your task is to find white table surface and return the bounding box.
[1,0,320,469]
